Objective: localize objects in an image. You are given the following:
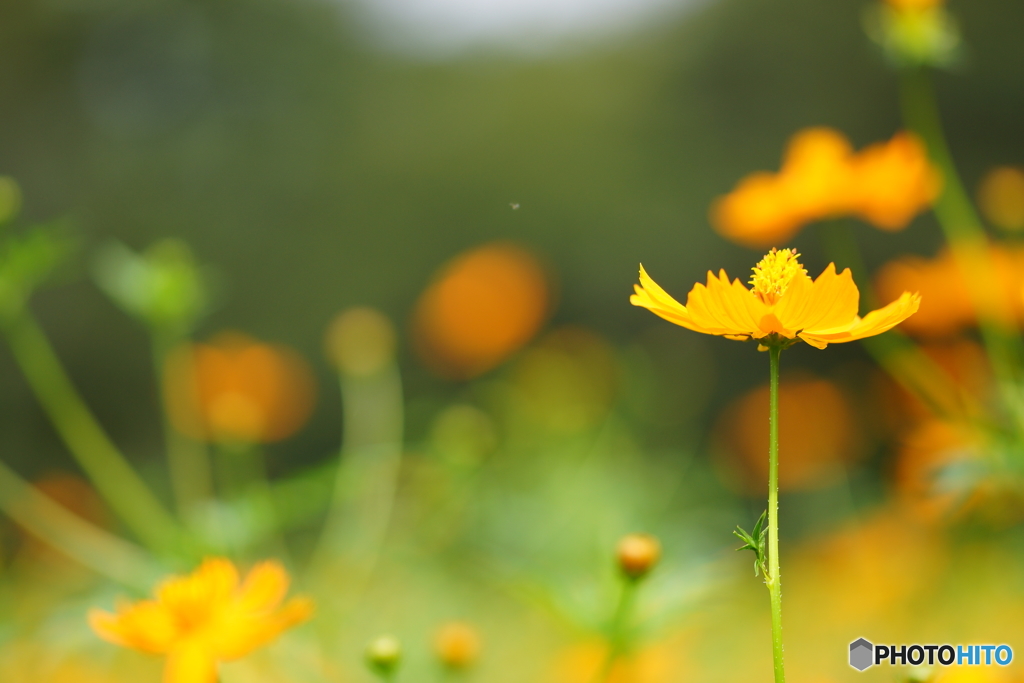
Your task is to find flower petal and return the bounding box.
[784,263,861,333]
[165,642,218,683]
[801,292,921,347]
[211,597,315,661]
[237,561,289,613]
[89,602,179,654]
[630,267,724,335]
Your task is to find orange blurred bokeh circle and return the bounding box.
[413,242,551,380]
[977,166,1024,233]
[714,375,860,492]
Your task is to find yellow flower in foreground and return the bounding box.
[631,248,920,349]
[89,558,313,683]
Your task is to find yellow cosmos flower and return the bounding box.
[89,558,313,683]
[712,128,940,248]
[631,248,920,349]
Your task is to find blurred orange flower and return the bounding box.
[90,558,313,683]
[874,245,1024,337]
[886,0,943,11]
[977,166,1024,233]
[433,621,481,669]
[712,128,940,247]
[413,242,550,380]
[715,375,859,492]
[848,132,943,230]
[631,248,920,349]
[164,332,316,444]
[894,419,980,523]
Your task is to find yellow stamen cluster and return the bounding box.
[750,249,807,304]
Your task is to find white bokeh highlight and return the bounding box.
[349,0,705,54]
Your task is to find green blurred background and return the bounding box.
[1,0,1024,681]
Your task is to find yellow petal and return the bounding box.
[783,263,860,333]
[686,272,760,336]
[165,642,218,683]
[212,597,315,661]
[630,267,721,335]
[801,292,921,347]
[237,561,289,613]
[89,602,179,654]
[157,558,240,612]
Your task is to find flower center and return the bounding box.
[749,248,807,304]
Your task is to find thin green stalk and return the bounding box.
[900,68,1024,418]
[2,310,183,554]
[310,363,403,588]
[213,442,290,563]
[767,345,785,683]
[152,334,212,516]
[594,577,639,683]
[0,458,162,590]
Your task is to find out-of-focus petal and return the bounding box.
[165,642,218,683]
[89,603,179,654]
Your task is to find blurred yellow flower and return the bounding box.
[164,332,316,444]
[712,128,940,247]
[792,508,944,620]
[977,166,1024,232]
[413,242,550,380]
[90,558,313,683]
[874,245,1024,337]
[631,248,920,349]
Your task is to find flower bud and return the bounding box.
[366,635,402,678]
[434,621,481,669]
[616,533,661,579]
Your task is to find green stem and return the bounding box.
[152,334,212,516]
[767,345,785,683]
[309,363,403,591]
[900,68,1024,415]
[1,310,183,554]
[213,442,290,562]
[0,457,162,590]
[594,576,640,683]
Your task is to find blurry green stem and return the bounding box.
[152,333,212,516]
[767,345,785,683]
[595,576,639,683]
[0,457,162,590]
[900,68,1023,412]
[213,442,289,562]
[1,310,183,554]
[310,363,403,591]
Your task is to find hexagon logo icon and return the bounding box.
[850,638,874,671]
